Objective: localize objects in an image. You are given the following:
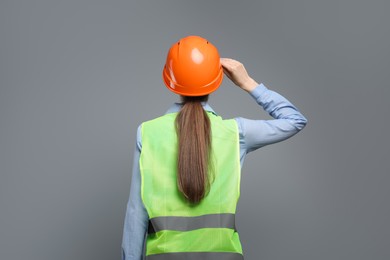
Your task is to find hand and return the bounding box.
[220,58,259,92]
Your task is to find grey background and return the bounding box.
[1,0,389,259]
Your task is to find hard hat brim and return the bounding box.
[162,65,223,96]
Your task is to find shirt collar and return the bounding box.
[165,101,218,116]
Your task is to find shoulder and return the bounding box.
[207,112,239,136]
[138,113,179,141]
[141,113,178,128]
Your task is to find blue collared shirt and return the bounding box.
[121,83,308,260]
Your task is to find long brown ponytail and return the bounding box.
[175,95,213,204]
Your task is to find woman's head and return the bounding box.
[162,35,223,97]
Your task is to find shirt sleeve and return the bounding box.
[235,83,308,154]
[121,125,149,260]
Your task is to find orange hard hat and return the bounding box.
[162,35,223,96]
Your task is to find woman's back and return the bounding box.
[140,111,243,258]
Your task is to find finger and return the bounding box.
[220,59,235,71]
[221,66,230,75]
[221,57,236,62]
[222,69,234,81]
[220,58,237,66]
[222,64,233,74]
[221,59,241,72]
[221,66,231,76]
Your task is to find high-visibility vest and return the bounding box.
[140,111,244,260]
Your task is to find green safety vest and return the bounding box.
[140,111,244,260]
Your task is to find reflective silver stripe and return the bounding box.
[148,213,236,234]
[146,252,244,260]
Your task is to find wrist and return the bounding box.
[241,78,259,92]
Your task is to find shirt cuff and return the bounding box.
[248,83,267,100]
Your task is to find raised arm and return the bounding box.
[220,58,308,154]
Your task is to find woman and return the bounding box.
[122,35,308,260]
